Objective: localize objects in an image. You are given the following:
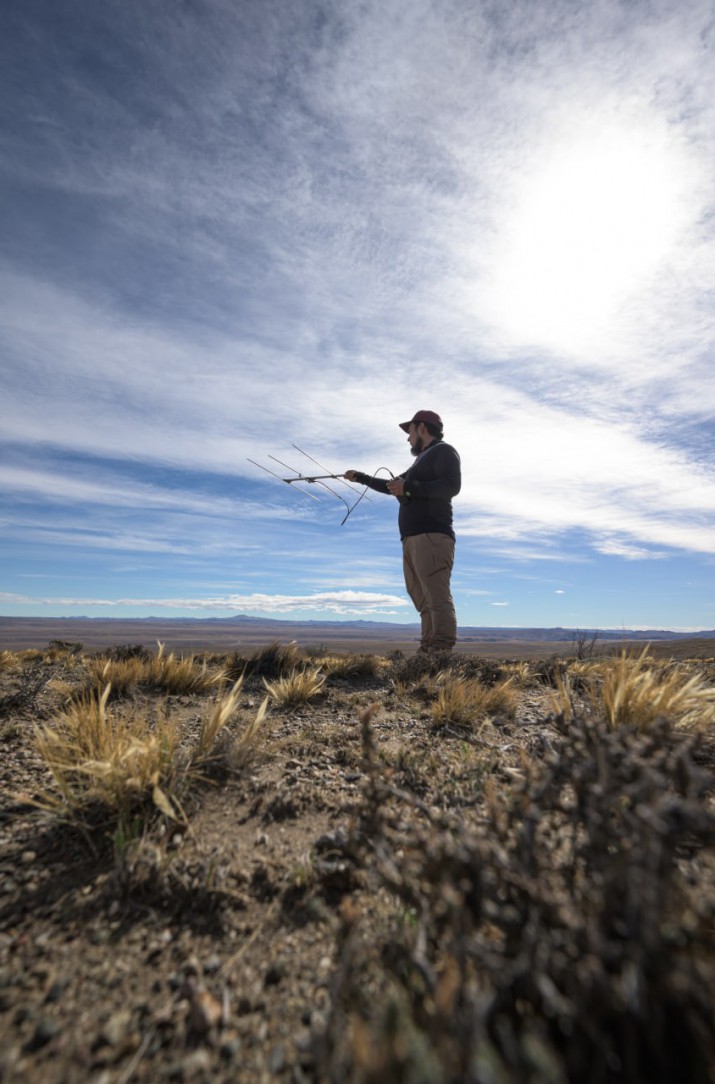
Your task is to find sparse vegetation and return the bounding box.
[321,653,384,679]
[30,676,262,830]
[0,650,21,673]
[33,684,185,825]
[83,654,147,698]
[246,639,302,678]
[596,647,715,731]
[571,627,600,659]
[263,666,327,707]
[1,639,714,1084]
[320,707,715,1084]
[47,639,84,657]
[430,673,518,728]
[82,641,225,699]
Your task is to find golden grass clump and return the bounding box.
[595,648,715,732]
[250,640,303,677]
[0,650,22,673]
[430,675,518,728]
[316,653,385,679]
[32,678,264,827]
[34,684,184,822]
[548,671,576,719]
[193,675,268,770]
[83,642,224,698]
[18,649,44,663]
[225,697,270,772]
[500,660,534,686]
[263,667,327,707]
[84,655,147,697]
[145,644,225,694]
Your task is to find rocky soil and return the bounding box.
[1,646,714,1084]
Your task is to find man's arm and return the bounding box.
[343,470,391,495]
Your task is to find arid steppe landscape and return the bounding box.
[1,625,715,1082]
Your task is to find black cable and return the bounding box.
[341,466,395,526]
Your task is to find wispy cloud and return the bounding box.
[0,591,409,616]
[1,0,714,628]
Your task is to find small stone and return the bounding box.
[25,1016,62,1051]
[310,1010,327,1034]
[269,1043,285,1073]
[181,1049,211,1075]
[44,977,70,1003]
[20,851,36,865]
[153,1000,175,1027]
[219,1034,242,1060]
[188,988,222,1035]
[295,1028,312,1052]
[101,1008,133,1047]
[264,960,286,986]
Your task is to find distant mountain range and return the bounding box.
[4,614,713,642]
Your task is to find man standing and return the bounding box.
[345,410,461,654]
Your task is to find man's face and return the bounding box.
[408,422,425,457]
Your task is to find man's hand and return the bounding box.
[387,477,405,497]
[343,470,358,482]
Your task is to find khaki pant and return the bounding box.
[402,533,457,652]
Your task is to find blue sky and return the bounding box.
[1,0,714,631]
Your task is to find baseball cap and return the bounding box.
[399,410,443,433]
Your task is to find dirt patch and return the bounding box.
[1,647,714,1082]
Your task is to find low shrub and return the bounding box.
[321,712,715,1084]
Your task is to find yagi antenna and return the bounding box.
[248,444,373,525]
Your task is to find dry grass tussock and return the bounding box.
[227,640,303,681]
[500,659,534,686]
[83,641,224,698]
[312,653,385,679]
[0,650,22,673]
[263,666,327,707]
[599,648,715,730]
[30,676,265,829]
[430,673,518,728]
[550,649,715,732]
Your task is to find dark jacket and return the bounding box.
[354,439,461,540]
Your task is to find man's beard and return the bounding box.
[411,436,425,457]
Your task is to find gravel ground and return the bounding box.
[1,646,713,1083]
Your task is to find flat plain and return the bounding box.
[1,616,713,660]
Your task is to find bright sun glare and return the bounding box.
[485,122,693,355]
